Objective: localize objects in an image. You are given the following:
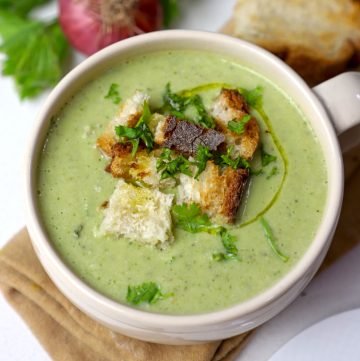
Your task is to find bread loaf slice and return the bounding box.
[221,0,360,84]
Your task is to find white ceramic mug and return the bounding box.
[25,30,360,345]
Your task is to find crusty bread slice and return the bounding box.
[221,0,360,84]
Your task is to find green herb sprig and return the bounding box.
[260,217,289,262]
[163,83,215,128]
[156,148,192,180]
[239,86,263,108]
[227,114,252,135]
[215,146,250,170]
[104,83,121,104]
[126,282,173,305]
[0,12,69,99]
[212,228,239,261]
[115,103,154,157]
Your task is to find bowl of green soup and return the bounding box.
[25,30,360,344]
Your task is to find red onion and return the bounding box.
[59,0,162,55]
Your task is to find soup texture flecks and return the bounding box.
[37,50,327,314]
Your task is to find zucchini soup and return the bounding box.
[37,50,327,315]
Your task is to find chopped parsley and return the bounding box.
[115,102,154,156]
[126,282,173,305]
[104,83,121,104]
[163,83,215,128]
[156,148,192,179]
[171,203,214,233]
[239,86,263,109]
[215,146,250,170]
[213,228,239,261]
[194,145,213,178]
[0,12,69,99]
[73,224,83,238]
[260,217,289,262]
[266,166,278,179]
[261,145,277,167]
[160,0,179,27]
[227,114,252,134]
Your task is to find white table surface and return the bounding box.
[1,1,360,360]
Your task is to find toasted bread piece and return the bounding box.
[99,179,174,246]
[154,115,226,155]
[211,89,260,160]
[178,161,249,224]
[97,91,150,157]
[221,0,360,84]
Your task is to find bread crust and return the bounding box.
[221,0,360,84]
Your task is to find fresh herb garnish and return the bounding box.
[73,224,83,238]
[171,203,214,233]
[215,146,250,170]
[239,86,263,108]
[260,217,289,262]
[160,0,179,27]
[0,0,50,17]
[163,83,215,128]
[115,103,154,156]
[156,148,192,179]
[261,145,277,167]
[126,282,173,305]
[266,166,278,179]
[227,114,252,134]
[0,12,69,99]
[194,145,212,178]
[213,228,239,261]
[104,83,121,104]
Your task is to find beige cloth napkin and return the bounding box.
[1,144,360,361]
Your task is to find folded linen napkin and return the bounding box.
[1,143,359,361]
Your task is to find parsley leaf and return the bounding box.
[213,228,239,261]
[215,146,250,170]
[190,94,215,128]
[0,13,69,99]
[266,166,278,179]
[104,83,121,104]
[261,146,277,167]
[163,83,215,128]
[156,148,192,179]
[0,0,50,17]
[260,217,289,262]
[172,203,213,233]
[194,145,212,179]
[160,0,179,27]
[126,282,173,305]
[227,114,252,134]
[239,86,263,108]
[115,103,154,156]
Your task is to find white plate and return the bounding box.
[268,309,360,361]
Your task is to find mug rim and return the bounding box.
[25,30,344,330]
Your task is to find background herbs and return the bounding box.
[126,282,173,305]
[0,0,50,17]
[0,11,69,99]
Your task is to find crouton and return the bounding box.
[211,89,260,160]
[178,161,249,224]
[154,115,225,156]
[99,179,174,246]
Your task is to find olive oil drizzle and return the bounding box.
[177,83,289,228]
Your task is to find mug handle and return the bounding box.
[313,72,360,152]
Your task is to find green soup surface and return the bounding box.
[37,50,328,314]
